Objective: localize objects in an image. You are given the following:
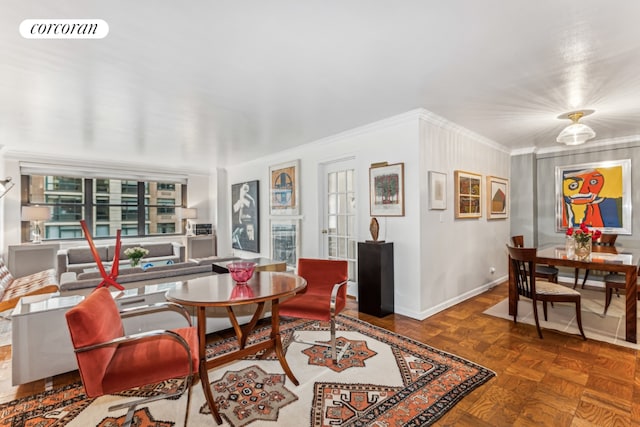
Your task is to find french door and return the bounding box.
[320,158,357,284]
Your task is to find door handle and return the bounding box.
[321,229,328,234]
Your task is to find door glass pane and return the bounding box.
[338,237,346,257]
[328,172,337,193]
[337,215,346,235]
[337,171,346,192]
[328,236,337,257]
[347,170,353,192]
[328,194,337,215]
[338,194,347,214]
[348,239,356,258]
[328,215,337,234]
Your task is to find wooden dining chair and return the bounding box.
[511,235,559,283]
[573,233,618,289]
[507,245,586,340]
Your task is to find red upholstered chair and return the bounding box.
[65,287,199,427]
[279,258,348,362]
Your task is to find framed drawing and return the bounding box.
[454,170,482,218]
[369,162,405,216]
[555,159,632,234]
[270,218,300,269]
[231,180,259,252]
[269,159,300,215]
[486,176,508,219]
[428,171,447,210]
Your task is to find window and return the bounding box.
[157,183,175,191]
[156,198,175,215]
[22,175,186,242]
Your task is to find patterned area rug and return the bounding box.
[0,315,495,426]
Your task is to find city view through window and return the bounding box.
[23,175,185,241]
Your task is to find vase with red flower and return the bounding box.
[566,222,602,261]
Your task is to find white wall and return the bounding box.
[220,109,510,320]
[220,110,422,317]
[418,112,511,318]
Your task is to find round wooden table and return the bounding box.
[166,271,307,425]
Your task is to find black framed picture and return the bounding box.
[231,180,259,252]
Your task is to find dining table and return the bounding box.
[165,271,307,425]
[508,243,640,343]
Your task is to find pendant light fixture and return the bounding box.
[556,109,596,146]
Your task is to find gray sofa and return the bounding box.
[56,241,185,281]
[59,260,211,292]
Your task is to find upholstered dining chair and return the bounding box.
[507,245,586,340]
[65,287,199,427]
[602,272,640,315]
[573,233,618,289]
[511,235,559,283]
[279,258,348,362]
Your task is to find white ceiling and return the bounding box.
[2,1,640,169]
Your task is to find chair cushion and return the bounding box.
[279,258,348,321]
[101,326,198,395]
[536,265,559,275]
[65,288,124,397]
[142,243,174,258]
[280,293,339,321]
[536,281,581,296]
[68,246,109,264]
[604,274,626,284]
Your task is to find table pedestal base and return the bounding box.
[197,300,298,424]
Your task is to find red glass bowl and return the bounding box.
[227,262,257,284]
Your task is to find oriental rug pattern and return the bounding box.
[0,315,495,426]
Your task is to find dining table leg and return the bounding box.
[270,300,299,386]
[508,254,516,316]
[196,306,222,424]
[624,267,638,343]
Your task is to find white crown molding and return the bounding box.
[416,109,512,154]
[510,146,538,156]
[2,150,209,176]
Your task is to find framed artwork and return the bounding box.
[428,171,447,210]
[270,219,300,269]
[555,159,632,234]
[231,180,260,252]
[454,170,482,218]
[486,176,508,219]
[269,159,300,215]
[369,162,405,216]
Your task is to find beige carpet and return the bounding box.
[483,287,640,350]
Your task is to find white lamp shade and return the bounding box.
[556,123,596,145]
[21,206,51,221]
[178,207,197,220]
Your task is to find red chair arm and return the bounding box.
[74,329,192,359]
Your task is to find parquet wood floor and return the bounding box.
[1,281,638,426]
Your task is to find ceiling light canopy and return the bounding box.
[556,110,596,146]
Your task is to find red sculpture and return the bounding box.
[79,220,124,290]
